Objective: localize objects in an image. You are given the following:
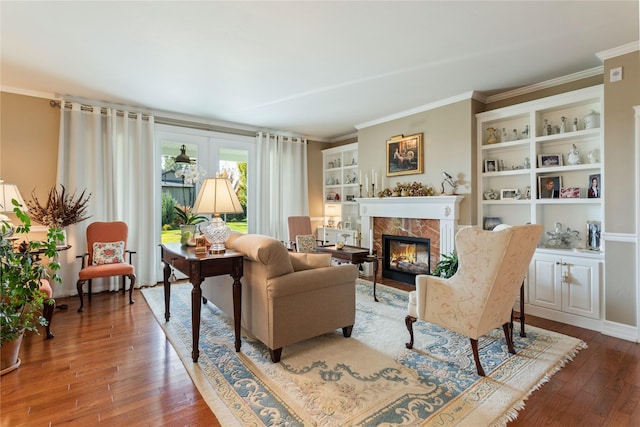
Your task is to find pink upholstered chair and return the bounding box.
[288,216,324,250]
[76,221,136,312]
[405,224,543,376]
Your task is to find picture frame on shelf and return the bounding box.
[386,133,423,177]
[538,175,562,199]
[560,187,580,199]
[587,173,601,198]
[538,153,563,167]
[587,221,601,250]
[500,189,519,200]
[345,194,355,202]
[484,159,498,173]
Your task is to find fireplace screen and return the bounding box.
[382,234,431,284]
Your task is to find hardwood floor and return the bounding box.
[1,279,638,426]
[0,289,220,427]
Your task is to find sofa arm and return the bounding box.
[266,264,358,298]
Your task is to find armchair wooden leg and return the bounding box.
[342,325,353,337]
[42,298,55,339]
[503,323,516,354]
[470,339,486,376]
[405,315,417,349]
[269,348,282,363]
[128,274,136,305]
[77,279,86,312]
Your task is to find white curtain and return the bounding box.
[55,101,157,297]
[255,132,308,240]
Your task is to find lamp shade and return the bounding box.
[0,182,27,213]
[193,178,243,215]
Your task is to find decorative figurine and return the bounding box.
[560,116,567,133]
[487,127,498,144]
[522,125,529,138]
[572,117,579,132]
[543,119,549,135]
[502,128,508,142]
[524,157,531,169]
[512,129,518,141]
[567,144,581,165]
[588,148,600,164]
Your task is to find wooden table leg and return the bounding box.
[519,282,526,337]
[163,257,173,322]
[231,258,243,352]
[191,276,203,362]
[372,257,379,302]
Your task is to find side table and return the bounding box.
[315,245,380,301]
[161,243,244,362]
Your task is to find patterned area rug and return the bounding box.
[141,280,586,426]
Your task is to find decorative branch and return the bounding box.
[27,185,92,228]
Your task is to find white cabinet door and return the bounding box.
[561,256,601,319]
[530,253,562,311]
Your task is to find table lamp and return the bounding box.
[193,177,243,254]
[0,180,27,238]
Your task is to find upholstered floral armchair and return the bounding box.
[405,224,543,376]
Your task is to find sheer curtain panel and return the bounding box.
[255,132,308,240]
[55,101,157,297]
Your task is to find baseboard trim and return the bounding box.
[601,320,638,343]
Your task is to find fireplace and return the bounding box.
[382,234,431,284]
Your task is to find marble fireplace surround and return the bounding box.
[357,196,464,274]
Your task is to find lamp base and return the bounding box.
[202,216,230,255]
[209,244,226,255]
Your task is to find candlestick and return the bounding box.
[371,183,375,198]
[359,169,362,185]
[359,184,362,198]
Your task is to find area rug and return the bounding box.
[141,280,586,426]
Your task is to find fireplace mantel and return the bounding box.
[356,196,464,257]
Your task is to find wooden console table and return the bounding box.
[315,245,379,301]
[161,243,243,362]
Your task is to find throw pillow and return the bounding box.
[295,234,317,253]
[92,241,125,265]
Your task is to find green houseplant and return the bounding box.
[1,200,62,372]
[431,251,458,279]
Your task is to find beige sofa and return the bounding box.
[201,232,359,362]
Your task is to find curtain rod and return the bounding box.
[50,100,152,120]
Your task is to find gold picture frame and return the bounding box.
[386,133,423,177]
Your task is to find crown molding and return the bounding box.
[1,85,61,101]
[355,91,479,130]
[596,40,640,61]
[485,67,603,104]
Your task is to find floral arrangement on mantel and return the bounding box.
[377,182,437,198]
[26,185,92,228]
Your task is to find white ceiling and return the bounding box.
[1,1,638,141]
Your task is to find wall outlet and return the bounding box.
[610,67,623,82]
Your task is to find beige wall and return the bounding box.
[602,50,639,326]
[0,92,59,218]
[357,99,476,225]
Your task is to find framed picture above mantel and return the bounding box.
[386,133,423,177]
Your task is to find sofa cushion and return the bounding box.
[231,234,294,278]
[289,252,331,271]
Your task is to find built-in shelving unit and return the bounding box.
[321,143,359,244]
[476,85,604,329]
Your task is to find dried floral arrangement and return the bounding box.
[377,181,437,198]
[27,185,92,228]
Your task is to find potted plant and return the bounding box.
[174,206,207,245]
[1,200,62,374]
[431,251,458,278]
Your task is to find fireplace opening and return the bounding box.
[382,234,431,285]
